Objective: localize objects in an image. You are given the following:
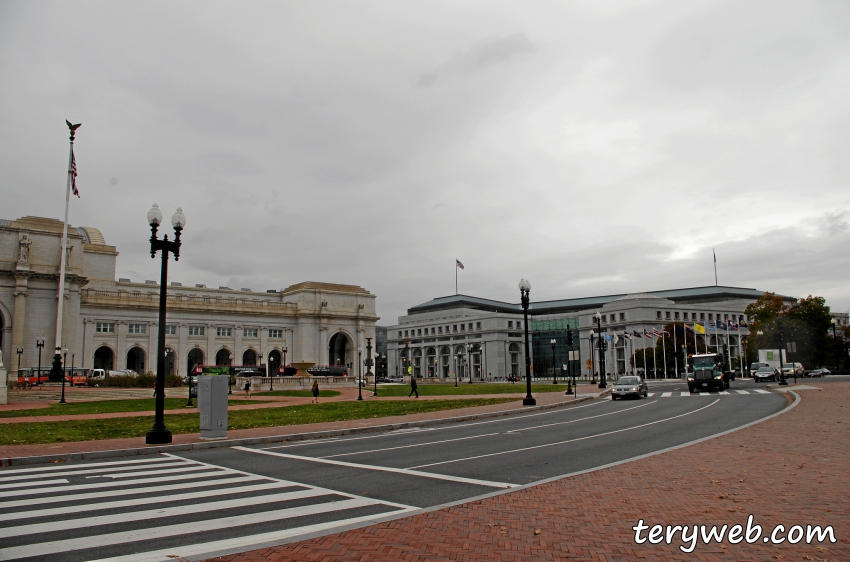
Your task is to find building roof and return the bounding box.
[407,286,782,316]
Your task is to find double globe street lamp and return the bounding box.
[594,312,607,389]
[145,204,186,445]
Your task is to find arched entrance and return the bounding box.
[187,348,204,375]
[94,346,114,370]
[412,348,422,378]
[268,349,282,376]
[165,347,176,376]
[242,349,257,366]
[126,347,146,373]
[454,345,466,379]
[439,346,450,379]
[215,349,233,366]
[426,347,436,377]
[328,332,352,366]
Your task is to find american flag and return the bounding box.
[653,328,663,337]
[70,148,79,198]
[456,259,464,270]
[662,327,670,336]
[644,329,653,338]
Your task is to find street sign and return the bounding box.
[585,359,592,368]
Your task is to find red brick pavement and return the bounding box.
[209,384,850,562]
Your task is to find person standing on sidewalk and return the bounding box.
[409,376,419,398]
[244,380,251,398]
[311,379,320,403]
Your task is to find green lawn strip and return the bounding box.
[255,390,341,398]
[0,398,516,445]
[373,383,572,396]
[0,398,263,418]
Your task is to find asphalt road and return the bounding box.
[0,378,791,562]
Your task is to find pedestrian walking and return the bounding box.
[152,381,156,397]
[311,379,319,403]
[244,380,251,397]
[408,376,419,398]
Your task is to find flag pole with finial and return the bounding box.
[52,120,81,385]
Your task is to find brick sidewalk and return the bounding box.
[208,384,850,562]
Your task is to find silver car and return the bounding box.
[611,376,648,400]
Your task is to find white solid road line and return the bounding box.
[505,401,654,434]
[1,478,68,490]
[0,469,250,500]
[261,400,606,451]
[1,480,300,522]
[409,399,720,469]
[0,459,191,482]
[0,474,261,511]
[236,446,514,489]
[0,455,181,476]
[0,497,382,561]
[321,432,501,459]
[84,509,420,562]
[0,488,337,538]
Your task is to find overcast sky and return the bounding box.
[2,0,849,324]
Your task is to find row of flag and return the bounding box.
[597,319,749,343]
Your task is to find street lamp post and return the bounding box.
[145,204,185,445]
[282,346,288,375]
[36,336,45,385]
[777,319,788,386]
[60,348,68,404]
[465,343,472,384]
[595,312,607,389]
[268,352,275,392]
[16,347,22,378]
[455,351,460,387]
[589,332,596,384]
[550,338,557,384]
[228,354,234,395]
[519,278,536,406]
[366,338,376,397]
[831,318,839,373]
[357,346,363,401]
[71,351,75,387]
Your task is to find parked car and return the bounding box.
[611,376,648,400]
[806,368,830,377]
[781,362,804,377]
[749,362,770,376]
[753,366,779,382]
[375,376,390,383]
[90,369,106,379]
[387,376,404,384]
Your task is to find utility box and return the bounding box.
[198,375,228,439]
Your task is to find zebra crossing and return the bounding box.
[647,389,772,397]
[0,453,415,562]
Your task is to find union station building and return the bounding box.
[0,216,378,379]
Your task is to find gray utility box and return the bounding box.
[198,375,229,439]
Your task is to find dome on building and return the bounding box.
[77,226,106,245]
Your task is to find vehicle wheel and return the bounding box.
[688,385,695,393]
[611,395,617,400]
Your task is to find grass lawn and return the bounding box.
[0,398,516,446]
[373,383,573,396]
[255,390,341,398]
[0,398,263,418]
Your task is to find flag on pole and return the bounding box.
[662,327,670,336]
[694,323,706,334]
[622,331,631,339]
[632,330,642,338]
[653,328,663,337]
[70,148,79,198]
[644,329,653,338]
[455,259,464,270]
[729,320,738,329]
[684,324,694,332]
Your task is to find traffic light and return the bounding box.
[566,331,573,346]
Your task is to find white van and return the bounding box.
[90,369,106,379]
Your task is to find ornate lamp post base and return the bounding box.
[145,426,173,444]
[523,396,537,406]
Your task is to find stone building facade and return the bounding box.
[386,286,795,381]
[0,216,378,381]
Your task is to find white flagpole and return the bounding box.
[651,332,657,379]
[673,324,678,377]
[54,122,78,369]
[641,326,647,378]
[662,330,667,379]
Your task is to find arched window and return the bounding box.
[242,349,257,366]
[187,348,204,375]
[509,343,520,376]
[94,346,114,370]
[439,346,450,378]
[215,349,233,366]
[126,346,145,374]
[412,348,422,378]
[425,347,436,377]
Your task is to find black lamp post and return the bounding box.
[228,353,234,394]
[268,352,275,392]
[366,338,376,397]
[466,343,472,384]
[777,319,788,386]
[357,346,363,401]
[565,330,573,395]
[595,312,607,388]
[36,336,45,385]
[71,351,75,386]
[589,332,596,384]
[455,351,460,387]
[282,345,288,375]
[187,364,195,408]
[550,338,557,384]
[145,203,186,445]
[16,347,23,378]
[831,318,839,373]
[59,347,68,404]
[519,278,536,406]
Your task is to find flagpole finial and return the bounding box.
[66,120,81,142]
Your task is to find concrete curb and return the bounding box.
[0,392,604,467]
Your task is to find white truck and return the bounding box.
[758,349,787,371]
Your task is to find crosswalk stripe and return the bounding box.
[699,392,710,396]
[647,392,655,397]
[754,389,771,394]
[0,488,338,538]
[0,459,190,482]
[735,390,750,394]
[2,478,68,490]
[0,470,248,500]
[661,392,672,397]
[84,509,419,562]
[718,391,730,395]
[0,481,298,522]
[680,392,690,396]
[0,455,183,476]
[87,465,234,480]
[0,497,387,560]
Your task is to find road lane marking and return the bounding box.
[0,474,261,510]
[505,401,655,434]
[680,392,690,396]
[408,399,720,469]
[0,455,184,476]
[260,400,607,451]
[0,471,251,500]
[0,488,339,538]
[754,389,770,394]
[735,390,750,394]
[661,392,672,397]
[0,497,384,561]
[235,446,513,488]
[0,478,68,490]
[1,481,301,522]
[85,465,235,479]
[83,509,420,562]
[0,459,191,482]
[320,433,500,459]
